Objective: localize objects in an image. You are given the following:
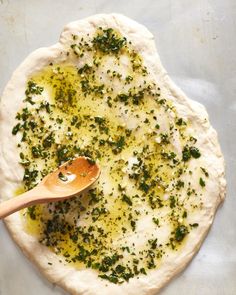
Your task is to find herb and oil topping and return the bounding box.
[12,28,205,284]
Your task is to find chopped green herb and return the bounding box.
[182,146,201,162]
[200,167,209,177]
[58,172,68,182]
[12,123,21,135]
[175,225,188,242]
[152,217,159,226]
[199,177,205,187]
[121,194,132,206]
[190,146,201,158]
[190,223,199,228]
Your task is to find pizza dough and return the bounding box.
[0,14,226,295]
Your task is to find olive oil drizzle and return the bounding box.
[12,28,206,284]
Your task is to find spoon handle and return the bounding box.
[0,190,38,219]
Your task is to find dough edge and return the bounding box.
[0,13,226,295]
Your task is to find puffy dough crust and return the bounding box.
[0,14,226,295]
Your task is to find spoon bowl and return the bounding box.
[41,157,100,197]
[0,157,100,219]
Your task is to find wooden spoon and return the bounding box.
[0,157,100,219]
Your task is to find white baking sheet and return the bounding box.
[0,0,235,294]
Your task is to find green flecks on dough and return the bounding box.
[11,27,203,284]
[92,28,127,54]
